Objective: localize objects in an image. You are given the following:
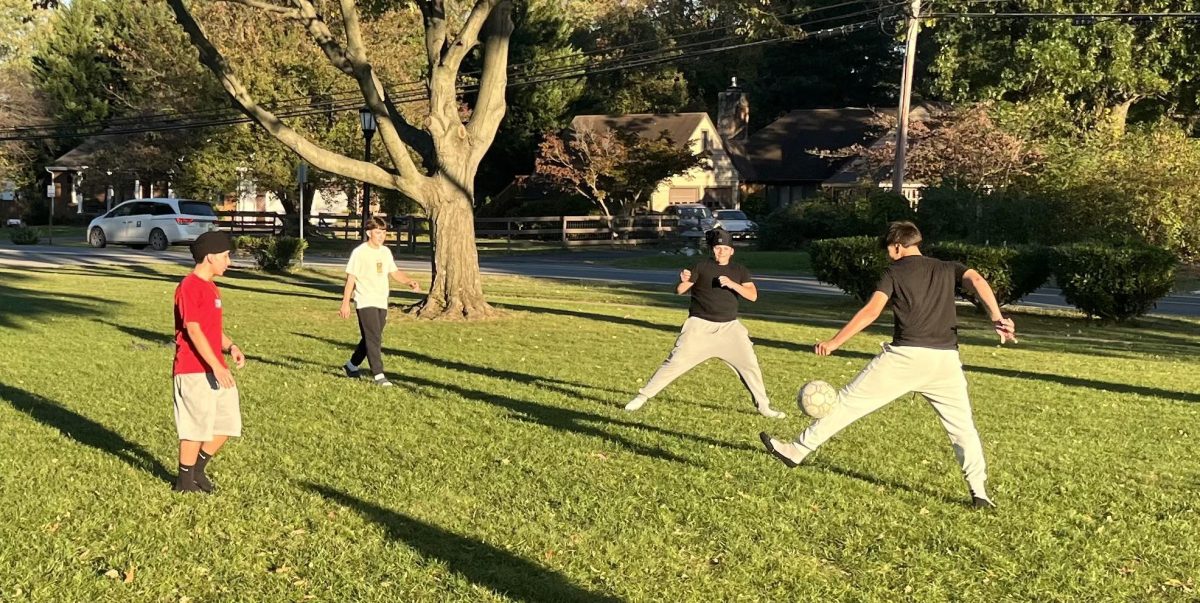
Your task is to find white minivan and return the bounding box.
[87,198,219,251]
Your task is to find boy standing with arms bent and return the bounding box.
[172,231,245,493]
[339,217,420,387]
[760,221,1016,508]
[626,228,786,419]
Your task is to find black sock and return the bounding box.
[193,451,214,493]
[174,464,201,492]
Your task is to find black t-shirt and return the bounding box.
[875,255,968,349]
[688,259,752,322]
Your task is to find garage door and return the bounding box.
[668,187,700,205]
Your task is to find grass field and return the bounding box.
[608,250,813,275]
[1,264,1199,601]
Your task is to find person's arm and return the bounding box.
[676,268,695,295]
[962,269,1017,343]
[815,291,890,356]
[716,275,758,302]
[339,274,356,319]
[186,322,234,388]
[389,269,421,292]
[220,333,245,369]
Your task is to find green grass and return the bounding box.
[1,264,1199,601]
[609,250,813,274]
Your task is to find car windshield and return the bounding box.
[679,207,712,219]
[716,210,748,220]
[179,201,217,217]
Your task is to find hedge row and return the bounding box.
[232,235,308,272]
[809,237,1176,321]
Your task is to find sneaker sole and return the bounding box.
[759,432,800,469]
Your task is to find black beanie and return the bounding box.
[706,228,732,248]
[190,231,232,263]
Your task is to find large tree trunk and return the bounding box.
[410,176,495,320]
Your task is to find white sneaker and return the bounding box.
[624,395,648,411]
[758,407,787,419]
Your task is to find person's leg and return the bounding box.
[920,351,991,505]
[195,384,243,493]
[173,374,216,492]
[356,307,386,380]
[716,321,784,418]
[628,318,715,410]
[762,345,915,466]
[349,308,369,372]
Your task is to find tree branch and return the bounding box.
[466,1,512,167]
[166,0,421,201]
[443,0,503,70]
[218,0,300,18]
[420,0,449,69]
[337,0,435,175]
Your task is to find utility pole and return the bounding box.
[892,0,921,196]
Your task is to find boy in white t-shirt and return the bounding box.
[338,217,421,386]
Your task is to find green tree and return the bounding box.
[31,0,127,129]
[928,0,1200,136]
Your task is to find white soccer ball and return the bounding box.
[798,380,838,419]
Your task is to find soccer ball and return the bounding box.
[798,380,838,419]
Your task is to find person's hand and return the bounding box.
[679,269,691,283]
[230,344,246,369]
[213,366,236,389]
[408,279,421,292]
[814,340,840,356]
[993,316,1017,344]
[717,275,734,289]
[339,301,352,319]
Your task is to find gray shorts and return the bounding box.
[173,373,242,441]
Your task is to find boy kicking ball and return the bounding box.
[760,221,1016,509]
[626,228,787,419]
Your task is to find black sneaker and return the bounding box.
[343,364,361,378]
[193,471,214,493]
[971,496,997,510]
[173,475,203,494]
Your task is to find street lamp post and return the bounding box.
[359,106,377,241]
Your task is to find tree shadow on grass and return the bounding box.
[97,319,173,348]
[0,383,172,484]
[810,460,963,506]
[0,270,121,329]
[292,332,758,456]
[305,483,621,603]
[965,365,1200,403]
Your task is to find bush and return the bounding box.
[1050,242,1177,322]
[234,235,308,272]
[809,236,889,302]
[759,190,916,251]
[9,227,39,245]
[926,241,1052,307]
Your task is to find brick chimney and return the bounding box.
[717,77,749,143]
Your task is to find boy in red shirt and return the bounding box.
[172,231,245,493]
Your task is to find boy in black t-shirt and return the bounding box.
[760,221,1017,509]
[625,228,787,419]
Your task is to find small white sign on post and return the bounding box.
[46,184,55,198]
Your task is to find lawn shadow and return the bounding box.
[292,332,758,457]
[0,383,172,483]
[810,460,963,506]
[965,365,1200,403]
[306,483,621,603]
[0,269,122,329]
[97,319,173,348]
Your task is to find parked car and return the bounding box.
[4,217,24,228]
[713,209,758,240]
[663,203,717,238]
[87,198,219,251]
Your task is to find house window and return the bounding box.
[701,130,711,151]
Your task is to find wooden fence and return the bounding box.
[216,211,688,248]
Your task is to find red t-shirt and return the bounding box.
[173,273,227,375]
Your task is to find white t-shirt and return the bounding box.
[346,243,398,309]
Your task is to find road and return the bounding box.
[2,243,1198,317]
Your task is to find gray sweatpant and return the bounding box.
[795,343,989,497]
[639,316,771,411]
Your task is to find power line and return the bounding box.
[0,16,892,142]
[925,11,1200,19]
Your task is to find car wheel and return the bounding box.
[88,227,107,248]
[149,228,169,251]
